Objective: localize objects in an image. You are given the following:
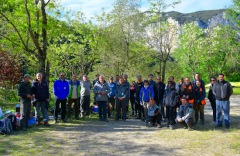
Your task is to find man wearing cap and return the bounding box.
[18,74,32,131]
[53,72,69,123]
[31,73,50,126]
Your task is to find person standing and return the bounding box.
[68,74,80,120]
[108,76,116,118]
[130,81,136,116]
[18,74,32,131]
[139,80,155,121]
[148,74,156,88]
[93,75,110,122]
[208,77,216,124]
[192,73,205,88]
[193,80,206,125]
[80,75,91,117]
[134,75,144,119]
[154,76,165,118]
[213,74,233,128]
[181,77,195,105]
[123,74,130,114]
[163,81,178,130]
[93,74,100,105]
[31,73,50,126]
[115,77,129,121]
[53,72,69,123]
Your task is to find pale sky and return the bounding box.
[60,0,233,21]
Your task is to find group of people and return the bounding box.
[17,72,233,131]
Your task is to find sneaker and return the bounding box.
[36,122,41,126]
[44,122,50,127]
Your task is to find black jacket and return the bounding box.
[154,82,165,102]
[18,81,32,102]
[31,79,49,101]
[134,82,144,101]
[208,84,215,103]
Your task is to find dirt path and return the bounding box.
[38,97,240,156]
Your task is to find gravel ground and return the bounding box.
[37,96,240,156]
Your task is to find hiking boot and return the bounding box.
[44,122,50,127]
[36,122,41,126]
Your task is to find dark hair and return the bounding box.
[210,77,216,81]
[119,76,124,80]
[169,76,174,79]
[180,78,184,81]
[195,73,200,75]
[218,73,224,77]
[143,80,149,84]
[148,74,154,77]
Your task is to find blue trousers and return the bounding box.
[216,100,230,128]
[98,101,107,120]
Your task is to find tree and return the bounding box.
[144,0,180,82]
[0,0,60,83]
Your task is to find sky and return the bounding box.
[60,0,233,21]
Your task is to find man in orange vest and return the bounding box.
[181,77,195,105]
[194,80,206,125]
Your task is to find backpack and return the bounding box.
[0,117,13,135]
[7,114,17,131]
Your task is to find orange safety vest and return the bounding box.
[195,87,206,105]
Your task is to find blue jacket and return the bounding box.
[53,78,70,100]
[177,103,194,121]
[148,104,160,116]
[108,82,116,97]
[31,79,49,101]
[139,86,154,102]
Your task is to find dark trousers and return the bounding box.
[210,100,216,122]
[68,98,79,118]
[157,99,165,118]
[126,97,129,112]
[193,102,204,122]
[35,100,48,122]
[54,99,67,120]
[166,106,175,125]
[180,118,193,128]
[108,96,115,117]
[146,113,162,125]
[98,101,107,120]
[80,95,91,116]
[135,99,144,118]
[20,100,31,128]
[130,97,136,114]
[116,99,127,120]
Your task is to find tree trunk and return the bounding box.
[162,61,167,83]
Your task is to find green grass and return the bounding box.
[233,87,240,95]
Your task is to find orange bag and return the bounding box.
[201,99,206,105]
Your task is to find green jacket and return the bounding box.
[68,80,81,98]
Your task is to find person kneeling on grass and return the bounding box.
[176,97,194,131]
[146,99,162,128]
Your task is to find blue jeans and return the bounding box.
[216,100,230,128]
[98,101,107,120]
[35,101,49,122]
